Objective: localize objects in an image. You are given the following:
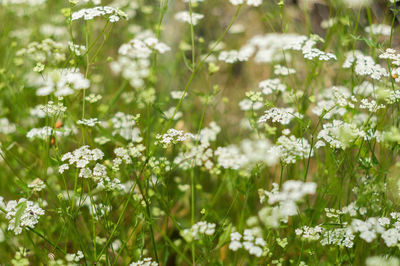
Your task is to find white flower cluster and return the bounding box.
[17,39,66,66]
[295,225,323,241]
[365,24,391,36]
[77,118,101,127]
[258,181,316,228]
[341,0,371,8]
[228,230,267,257]
[0,118,16,134]
[65,251,84,263]
[258,107,302,125]
[68,41,86,56]
[259,78,286,95]
[170,90,186,100]
[239,91,263,111]
[359,99,385,112]
[174,11,204,25]
[312,86,350,119]
[4,198,45,234]
[354,81,375,97]
[174,122,220,170]
[35,68,90,97]
[38,101,67,117]
[156,129,195,147]
[0,0,45,5]
[283,35,337,61]
[71,6,128,23]
[112,143,145,171]
[273,65,296,76]
[28,178,46,192]
[297,213,400,249]
[343,50,388,80]
[181,221,216,242]
[366,256,400,266]
[118,36,170,59]
[260,180,317,205]
[110,31,170,88]
[316,120,366,150]
[276,135,312,164]
[215,145,246,170]
[218,46,254,63]
[111,112,142,142]
[229,0,263,7]
[26,126,71,140]
[215,139,280,170]
[59,145,104,179]
[130,258,158,266]
[380,48,400,66]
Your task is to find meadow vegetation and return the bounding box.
[1,0,400,265]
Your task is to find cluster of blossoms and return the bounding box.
[59,145,104,179]
[215,139,280,170]
[110,31,170,88]
[282,35,337,61]
[312,86,350,119]
[64,251,84,264]
[239,91,263,111]
[71,6,128,23]
[218,46,254,64]
[258,181,316,228]
[217,33,335,66]
[181,221,216,242]
[26,126,72,140]
[229,229,267,257]
[276,135,312,164]
[258,78,286,95]
[111,112,142,142]
[156,129,195,147]
[0,118,16,134]
[68,41,86,56]
[365,24,391,36]
[112,143,145,172]
[273,65,296,76]
[343,50,388,80]
[130,257,158,266]
[297,213,400,249]
[16,39,66,68]
[229,0,262,7]
[77,118,101,127]
[174,11,204,25]
[33,68,90,97]
[316,120,367,150]
[0,0,45,5]
[366,256,400,266]
[34,101,67,118]
[28,178,46,192]
[3,198,45,235]
[258,107,302,125]
[174,122,220,170]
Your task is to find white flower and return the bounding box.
[274,65,296,76]
[77,118,101,127]
[229,0,263,6]
[156,129,195,147]
[258,107,302,125]
[130,257,158,266]
[71,6,128,22]
[5,198,45,235]
[259,78,286,95]
[174,11,204,25]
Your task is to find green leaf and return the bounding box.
[14,201,27,229]
[215,223,232,249]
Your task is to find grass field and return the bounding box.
[1,0,400,265]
